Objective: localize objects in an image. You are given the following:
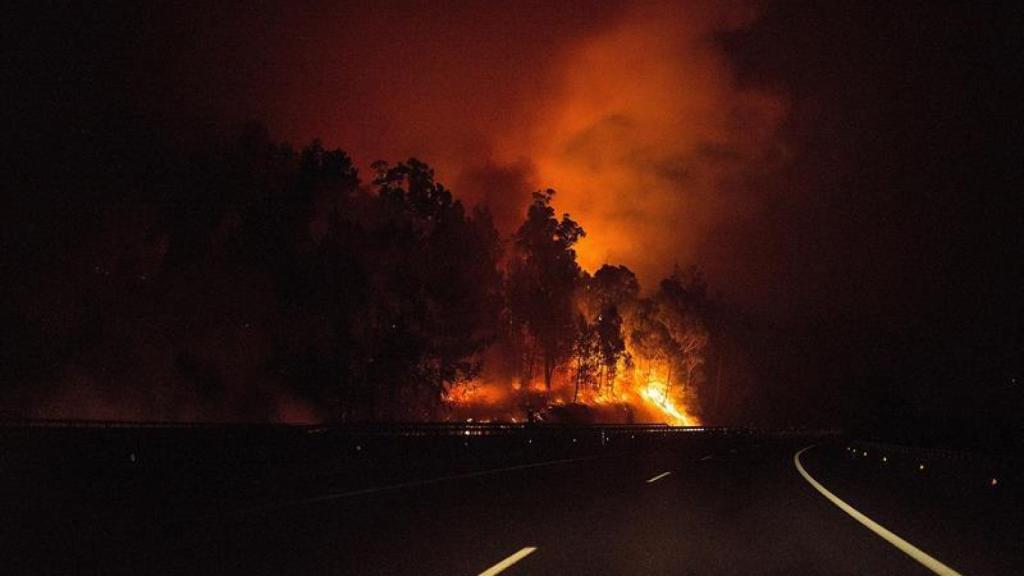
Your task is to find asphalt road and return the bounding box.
[4,432,1020,575]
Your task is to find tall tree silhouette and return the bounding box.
[595,304,628,394]
[654,269,710,407]
[368,159,502,417]
[507,190,585,392]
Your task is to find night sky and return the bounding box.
[4,1,1022,447]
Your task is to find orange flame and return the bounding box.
[638,381,698,426]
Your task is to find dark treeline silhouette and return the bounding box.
[1,125,734,423]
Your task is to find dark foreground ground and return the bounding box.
[1,424,1020,575]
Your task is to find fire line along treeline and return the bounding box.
[2,126,719,424]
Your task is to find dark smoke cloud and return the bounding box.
[69,1,783,288]
[6,1,1022,437]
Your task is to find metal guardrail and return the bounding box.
[0,419,796,437]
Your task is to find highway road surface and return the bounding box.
[3,429,1020,575]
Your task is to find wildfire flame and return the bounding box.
[446,372,701,426]
[639,381,698,426]
[445,269,707,426]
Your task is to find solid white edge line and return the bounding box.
[794,445,963,576]
[646,471,672,484]
[478,546,537,576]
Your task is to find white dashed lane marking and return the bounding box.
[478,547,537,576]
[646,471,673,484]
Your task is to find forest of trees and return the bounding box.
[1,127,721,423]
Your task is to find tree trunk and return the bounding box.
[573,354,581,403]
[663,361,673,404]
[544,354,554,393]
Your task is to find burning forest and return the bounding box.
[453,205,712,427]
[2,128,719,425]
